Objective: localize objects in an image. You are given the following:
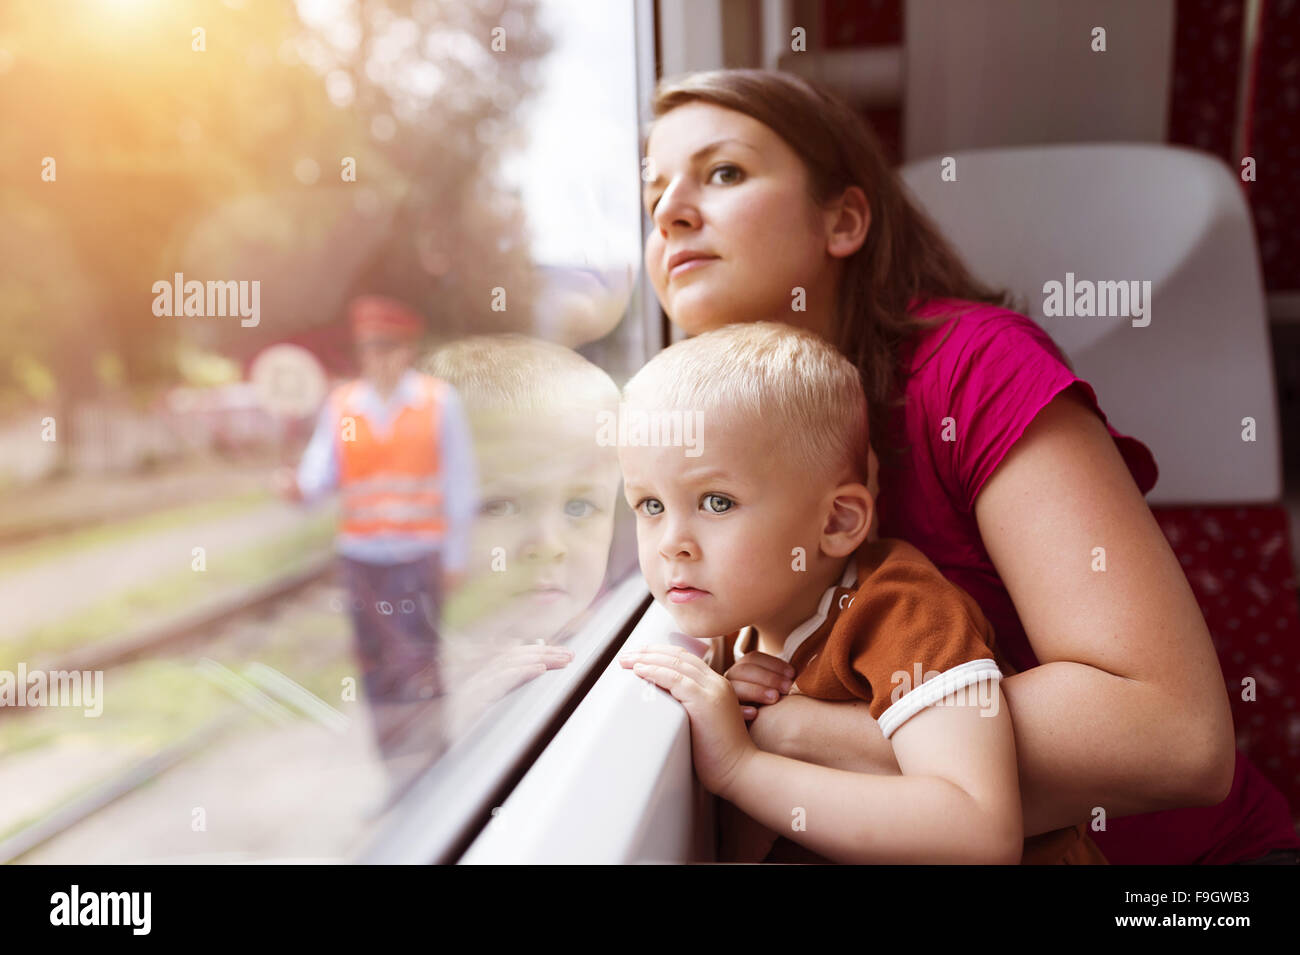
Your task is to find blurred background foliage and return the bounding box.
[0,0,551,469]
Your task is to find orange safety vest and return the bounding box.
[331,374,447,544]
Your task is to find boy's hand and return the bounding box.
[619,644,757,800]
[446,642,574,739]
[466,642,574,699]
[725,651,795,718]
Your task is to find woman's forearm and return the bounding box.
[773,664,1225,838]
[997,661,1228,837]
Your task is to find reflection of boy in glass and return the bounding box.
[422,335,622,729]
[276,296,478,759]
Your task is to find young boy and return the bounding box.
[617,321,1106,864]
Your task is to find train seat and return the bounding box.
[899,144,1300,825]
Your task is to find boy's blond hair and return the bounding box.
[422,334,620,423]
[622,322,871,484]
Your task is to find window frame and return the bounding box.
[453,0,744,864]
[457,599,717,864]
[357,576,651,864]
[356,0,664,864]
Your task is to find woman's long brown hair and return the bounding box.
[649,68,1023,471]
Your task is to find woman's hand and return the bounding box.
[620,644,757,799]
[744,693,805,756]
[724,651,795,719]
[748,694,903,775]
[722,651,900,774]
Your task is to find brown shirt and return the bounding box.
[706,537,1105,864]
[709,538,1004,728]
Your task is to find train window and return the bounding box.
[0,0,655,863]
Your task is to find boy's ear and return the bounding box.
[820,482,874,558]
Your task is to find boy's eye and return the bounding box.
[565,498,598,518]
[636,498,664,517]
[702,493,734,514]
[482,498,519,518]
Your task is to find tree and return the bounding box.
[0,0,552,472]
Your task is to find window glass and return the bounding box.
[0,0,648,863]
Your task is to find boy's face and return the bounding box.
[619,409,832,640]
[456,419,619,644]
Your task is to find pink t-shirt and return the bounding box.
[875,297,1300,864]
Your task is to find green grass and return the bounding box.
[2,510,337,672]
[0,658,233,757]
[0,574,360,858]
[0,604,358,758]
[0,489,276,575]
[245,607,356,692]
[0,658,241,850]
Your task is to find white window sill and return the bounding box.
[460,599,716,864]
[358,575,652,863]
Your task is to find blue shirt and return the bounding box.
[297,370,479,569]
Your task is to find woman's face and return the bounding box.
[642,102,839,337]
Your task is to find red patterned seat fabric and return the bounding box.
[1153,505,1300,827]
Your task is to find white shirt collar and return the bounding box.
[356,368,420,410]
[733,558,859,663]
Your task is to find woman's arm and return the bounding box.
[973,387,1235,832]
[749,388,1236,838]
[748,694,900,773]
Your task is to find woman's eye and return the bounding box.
[482,498,519,518]
[708,163,742,186]
[701,493,734,514]
[637,498,664,517]
[646,164,741,214]
[565,498,598,518]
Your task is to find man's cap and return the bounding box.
[348,295,424,342]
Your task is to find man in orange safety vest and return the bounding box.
[276,295,478,759]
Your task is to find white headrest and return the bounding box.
[898,143,1280,505]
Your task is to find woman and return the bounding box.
[639,68,1299,864]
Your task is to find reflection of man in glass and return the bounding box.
[276,296,478,758]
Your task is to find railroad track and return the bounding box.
[0,628,360,863]
[39,553,335,676]
[0,555,341,859]
[0,555,454,862]
[0,712,243,863]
